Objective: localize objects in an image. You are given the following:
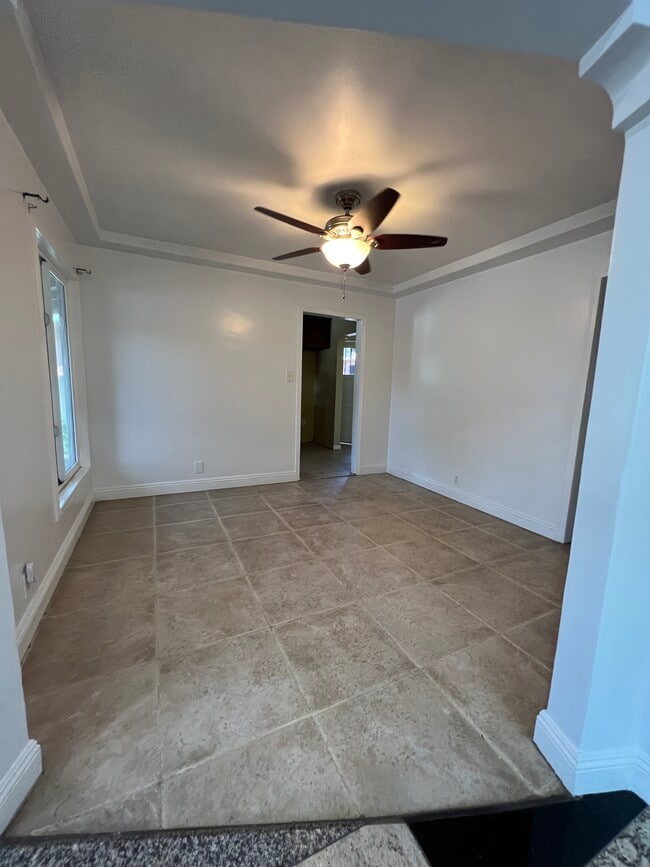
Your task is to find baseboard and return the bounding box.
[534,710,648,798]
[358,463,387,475]
[16,493,95,660]
[0,740,42,833]
[95,470,299,501]
[387,463,561,541]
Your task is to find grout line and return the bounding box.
[420,668,541,796]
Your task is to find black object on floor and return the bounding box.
[408,791,645,867]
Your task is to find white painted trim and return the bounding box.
[387,463,561,540]
[95,470,298,501]
[534,710,650,799]
[358,463,387,475]
[16,493,94,659]
[393,203,616,297]
[0,740,42,834]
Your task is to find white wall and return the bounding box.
[0,107,93,637]
[80,248,395,495]
[388,232,612,541]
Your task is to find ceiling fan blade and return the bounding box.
[348,188,400,235]
[254,206,324,236]
[354,259,371,275]
[373,233,448,250]
[272,247,321,261]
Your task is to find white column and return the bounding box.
[534,0,650,799]
[0,504,41,832]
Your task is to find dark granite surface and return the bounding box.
[0,820,361,866]
[589,806,650,866]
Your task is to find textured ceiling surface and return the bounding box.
[23,0,623,284]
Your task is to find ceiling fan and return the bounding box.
[254,188,447,275]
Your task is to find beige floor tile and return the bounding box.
[438,503,494,525]
[439,567,554,630]
[367,493,429,514]
[21,785,162,836]
[429,635,561,792]
[364,584,495,666]
[155,491,208,505]
[45,557,154,617]
[155,501,215,525]
[535,542,571,571]
[402,507,470,536]
[496,552,566,605]
[208,485,258,500]
[317,670,530,815]
[369,476,422,494]
[262,488,319,509]
[93,497,154,512]
[212,493,271,516]
[480,520,549,550]
[296,479,347,498]
[335,477,385,497]
[162,718,357,828]
[221,510,289,541]
[408,490,457,508]
[442,527,523,563]
[324,547,420,599]
[233,532,313,572]
[296,523,375,558]
[156,577,266,657]
[69,528,153,566]
[328,498,392,520]
[276,605,414,710]
[303,823,429,866]
[155,543,242,592]
[505,610,561,669]
[255,482,303,494]
[277,504,342,530]
[349,514,428,545]
[156,518,227,553]
[23,603,154,696]
[11,664,158,834]
[84,507,153,535]
[158,630,308,773]
[385,537,477,581]
[248,560,351,625]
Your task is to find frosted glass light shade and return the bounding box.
[321,237,371,269]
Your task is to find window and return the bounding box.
[40,258,79,485]
[342,345,356,376]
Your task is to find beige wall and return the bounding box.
[300,350,316,443]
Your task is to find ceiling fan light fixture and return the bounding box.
[321,236,371,270]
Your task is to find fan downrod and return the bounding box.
[334,189,361,215]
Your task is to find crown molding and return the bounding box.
[580,0,650,133]
[90,230,394,295]
[392,200,616,298]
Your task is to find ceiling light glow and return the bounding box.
[321,236,371,270]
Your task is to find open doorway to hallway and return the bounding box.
[300,313,357,480]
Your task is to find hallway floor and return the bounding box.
[11,475,568,836]
[300,443,351,479]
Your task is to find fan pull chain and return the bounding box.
[341,267,347,301]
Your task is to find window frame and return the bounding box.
[40,255,81,488]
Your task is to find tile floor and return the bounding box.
[10,474,569,836]
[300,443,351,479]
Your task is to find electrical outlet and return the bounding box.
[193,460,204,474]
[453,474,460,486]
[24,561,36,588]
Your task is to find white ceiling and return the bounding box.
[14,1,624,285]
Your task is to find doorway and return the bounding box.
[299,313,358,480]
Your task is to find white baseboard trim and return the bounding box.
[534,710,649,798]
[0,740,42,833]
[95,470,299,501]
[358,463,387,475]
[16,493,95,660]
[386,463,561,541]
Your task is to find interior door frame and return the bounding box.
[294,306,365,479]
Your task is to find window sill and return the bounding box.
[57,466,90,519]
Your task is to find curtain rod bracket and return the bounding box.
[74,268,92,276]
[22,192,50,211]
